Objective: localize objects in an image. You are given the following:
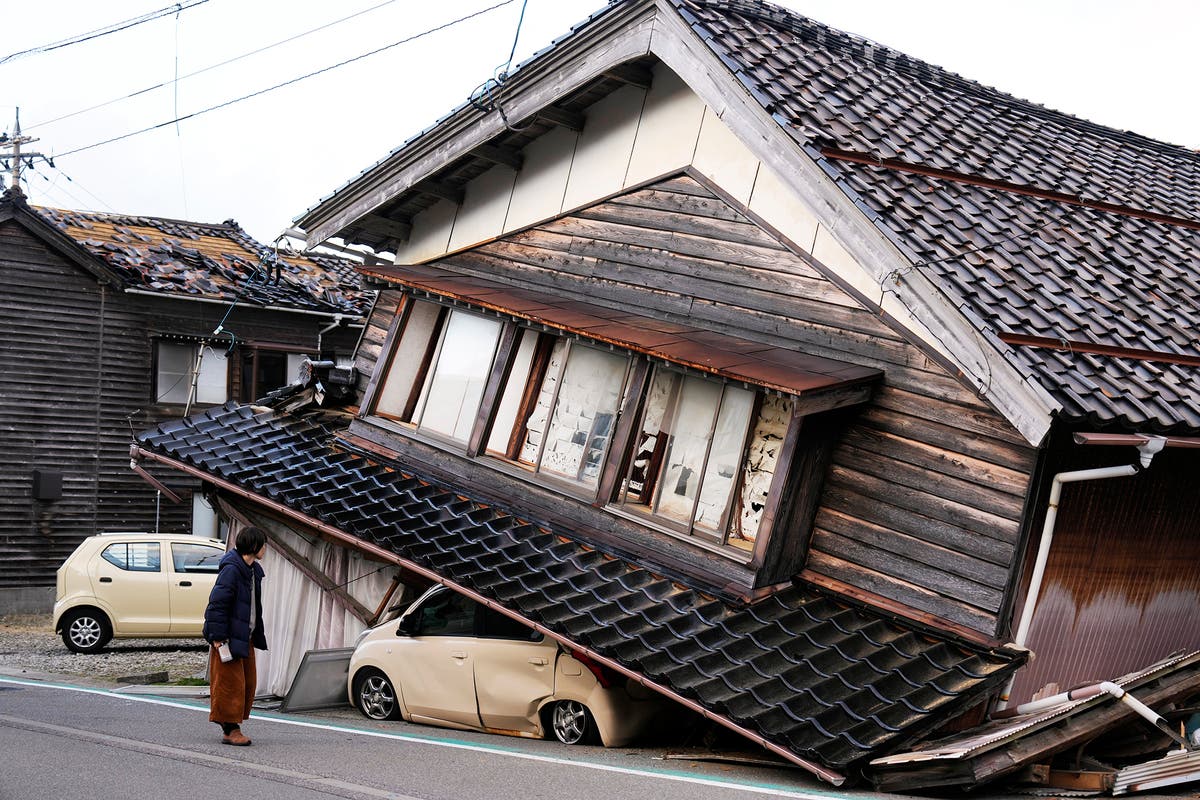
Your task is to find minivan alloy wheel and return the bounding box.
[357,671,400,720]
[550,700,595,745]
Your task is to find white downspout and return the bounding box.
[995,681,1194,750]
[995,435,1167,711]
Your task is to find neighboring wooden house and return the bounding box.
[135,0,1200,786]
[0,190,372,610]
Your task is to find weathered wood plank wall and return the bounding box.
[412,173,1037,635]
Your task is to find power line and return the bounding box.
[56,0,515,159]
[0,0,212,66]
[28,0,402,132]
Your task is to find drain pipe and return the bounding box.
[995,435,1167,711]
[317,313,344,354]
[994,681,1194,750]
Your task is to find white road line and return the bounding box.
[0,676,846,799]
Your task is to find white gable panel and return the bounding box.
[505,125,578,232]
[393,200,456,265]
[447,165,518,252]
[693,107,760,205]
[624,63,705,186]
[561,84,646,211]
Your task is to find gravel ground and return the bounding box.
[0,614,209,684]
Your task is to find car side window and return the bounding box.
[479,606,542,641]
[413,591,475,636]
[171,543,223,573]
[101,542,161,572]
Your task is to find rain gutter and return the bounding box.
[128,444,847,785]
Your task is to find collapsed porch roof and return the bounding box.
[362,262,881,398]
[135,400,1024,784]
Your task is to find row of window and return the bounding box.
[155,342,311,405]
[372,301,790,556]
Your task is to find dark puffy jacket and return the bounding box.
[203,550,267,659]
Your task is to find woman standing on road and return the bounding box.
[203,526,268,746]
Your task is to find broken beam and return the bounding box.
[260,527,374,624]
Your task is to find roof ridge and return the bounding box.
[680,0,1200,161]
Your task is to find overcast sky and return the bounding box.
[5,0,1197,245]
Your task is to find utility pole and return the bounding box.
[0,108,50,196]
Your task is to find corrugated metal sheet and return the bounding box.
[1114,748,1200,795]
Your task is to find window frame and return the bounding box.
[367,296,806,562]
[611,365,760,550]
[483,333,632,495]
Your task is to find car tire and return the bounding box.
[354,668,402,721]
[61,609,112,653]
[549,699,597,745]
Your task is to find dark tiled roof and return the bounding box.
[137,401,1023,778]
[32,206,370,316]
[362,263,880,395]
[675,0,1200,433]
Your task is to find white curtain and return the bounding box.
[254,528,398,698]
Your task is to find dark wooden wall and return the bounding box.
[360,173,1037,635]
[0,219,362,589]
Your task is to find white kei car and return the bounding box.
[347,585,664,746]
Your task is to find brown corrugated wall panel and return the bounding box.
[1009,447,1200,704]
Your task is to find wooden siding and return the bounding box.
[0,220,362,588]
[368,174,1037,633]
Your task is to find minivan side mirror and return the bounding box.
[395,614,419,637]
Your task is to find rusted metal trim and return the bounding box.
[128,455,183,504]
[1073,432,1200,448]
[131,445,847,785]
[819,147,1200,232]
[998,332,1200,367]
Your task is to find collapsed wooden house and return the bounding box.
[133,0,1200,788]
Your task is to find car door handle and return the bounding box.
[528,657,547,666]
[179,581,192,587]
[99,577,112,583]
[451,651,468,660]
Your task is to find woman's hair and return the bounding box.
[234,526,267,556]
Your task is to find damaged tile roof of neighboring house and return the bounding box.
[674,0,1200,433]
[134,400,1025,784]
[31,205,371,316]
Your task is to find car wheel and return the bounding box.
[549,700,597,745]
[61,609,112,653]
[354,669,401,721]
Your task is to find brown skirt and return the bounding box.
[208,646,256,724]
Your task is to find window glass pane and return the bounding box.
[655,376,722,524]
[102,542,160,572]
[517,338,569,465]
[694,386,754,533]
[539,345,627,485]
[625,370,680,504]
[480,606,541,641]
[101,543,128,569]
[486,328,539,455]
[375,301,442,417]
[156,342,192,404]
[415,591,476,636]
[195,348,228,404]
[728,394,790,551]
[171,543,223,573]
[416,311,502,440]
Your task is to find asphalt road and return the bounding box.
[0,676,858,800]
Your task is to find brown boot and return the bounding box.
[222,728,252,746]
